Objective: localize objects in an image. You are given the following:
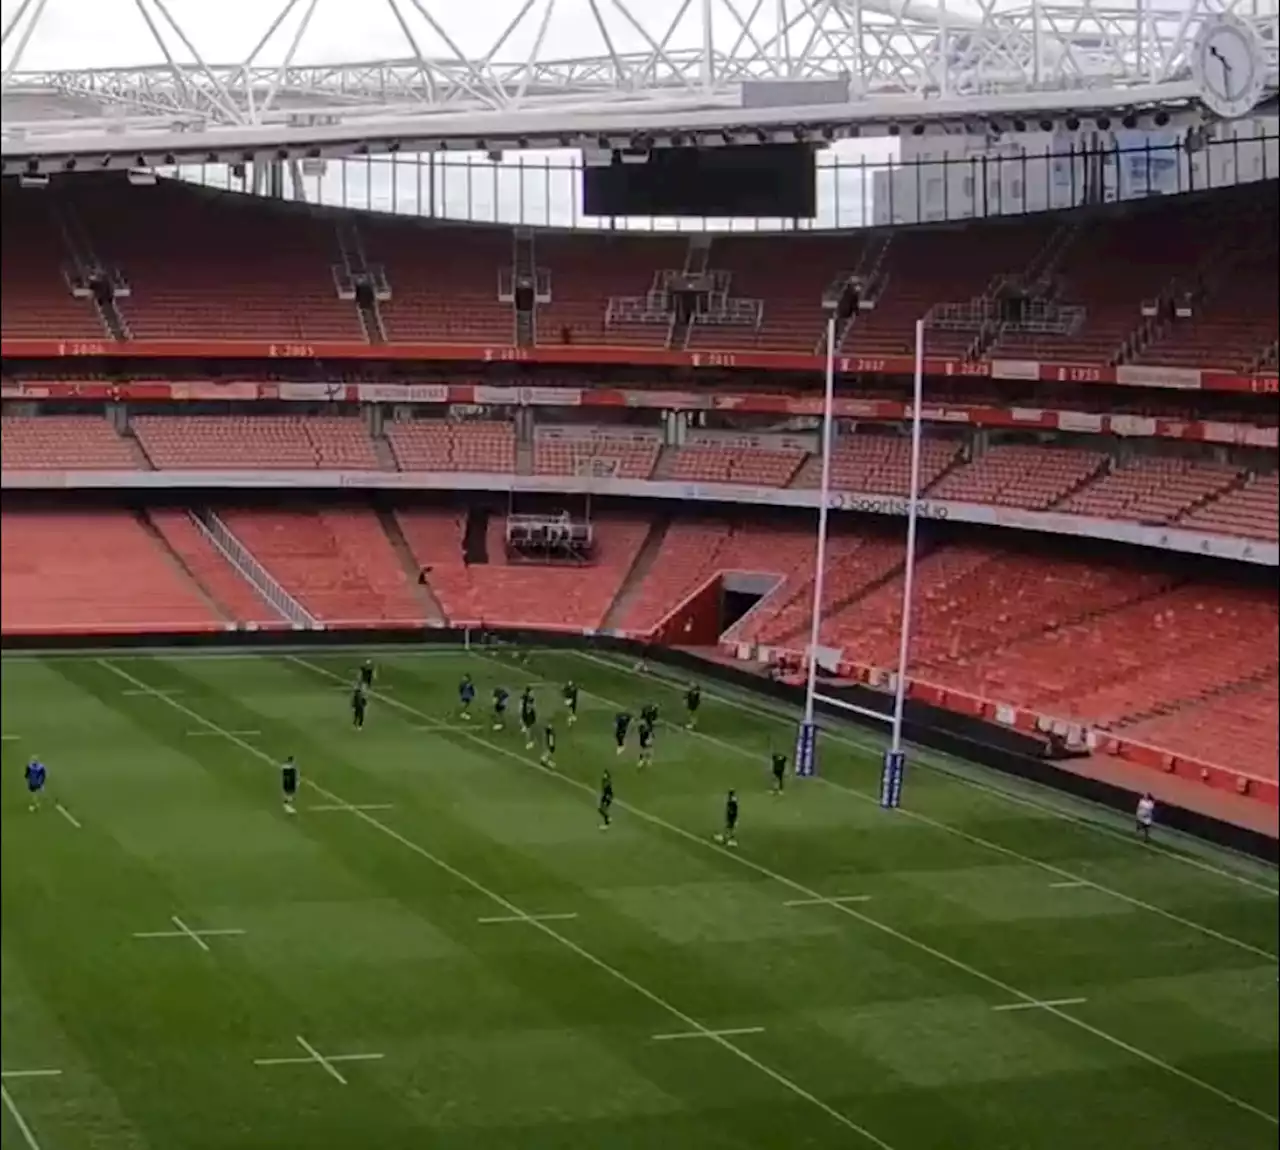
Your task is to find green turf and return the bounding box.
[2,645,1277,1150]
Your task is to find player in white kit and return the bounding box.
[1135,793,1155,843]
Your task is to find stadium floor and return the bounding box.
[2,646,1277,1150]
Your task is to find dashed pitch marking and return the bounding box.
[0,1071,62,1081]
[784,895,873,908]
[104,658,894,1149]
[253,1036,384,1086]
[993,997,1089,1013]
[132,915,245,952]
[652,1027,766,1042]
[477,912,579,925]
[186,728,261,738]
[308,803,395,813]
[54,803,81,829]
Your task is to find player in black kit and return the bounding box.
[715,790,738,847]
[521,688,538,749]
[351,683,368,730]
[637,718,655,769]
[614,711,632,756]
[281,756,299,814]
[562,681,580,726]
[771,751,787,794]
[685,684,702,729]
[598,769,614,829]
[540,723,557,769]
[492,686,510,730]
[358,659,375,689]
[640,702,659,727]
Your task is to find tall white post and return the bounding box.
[803,313,840,724]
[890,318,927,753]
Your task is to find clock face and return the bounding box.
[1192,17,1265,119]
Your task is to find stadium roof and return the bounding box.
[2,0,1277,160]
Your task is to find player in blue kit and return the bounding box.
[492,686,510,730]
[520,688,538,749]
[458,674,476,721]
[281,756,300,814]
[24,757,46,811]
[614,711,632,756]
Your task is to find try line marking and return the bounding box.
[653,1027,765,1042]
[294,654,1279,1131]
[253,1036,383,1087]
[566,649,1279,962]
[100,658,895,1150]
[785,895,872,908]
[478,912,579,925]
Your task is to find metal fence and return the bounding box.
[170,121,1279,233]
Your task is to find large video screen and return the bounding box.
[582,144,817,219]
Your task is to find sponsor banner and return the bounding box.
[275,382,347,402]
[1114,364,1203,390]
[171,381,263,402]
[357,383,449,404]
[1057,410,1104,433]
[1109,414,1157,438]
[990,359,1042,382]
[833,494,949,519]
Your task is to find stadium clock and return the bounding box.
[1191,15,1266,120]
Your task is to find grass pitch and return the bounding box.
[2,645,1277,1150]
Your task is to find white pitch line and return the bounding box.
[0,1071,61,1081]
[122,688,182,697]
[296,1036,349,1086]
[0,1084,44,1150]
[104,658,894,1150]
[571,649,1280,898]
[187,729,261,738]
[1,734,19,742]
[308,803,395,812]
[170,915,211,953]
[993,997,1089,1013]
[477,913,579,925]
[291,655,1278,1131]
[1050,880,1090,889]
[565,651,1279,962]
[652,1027,766,1042]
[785,895,873,908]
[54,803,81,829]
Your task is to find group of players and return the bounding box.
[19,656,1160,848]
[337,659,775,845]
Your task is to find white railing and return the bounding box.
[193,510,318,629]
